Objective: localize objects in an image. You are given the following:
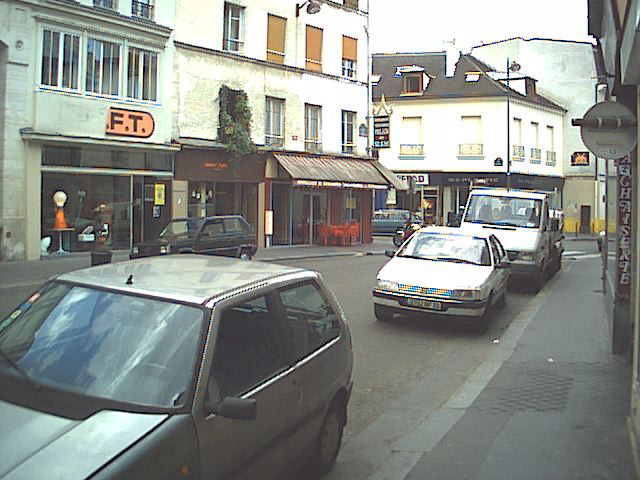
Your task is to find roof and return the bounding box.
[469,188,548,200]
[372,52,446,99]
[57,255,306,305]
[373,53,566,112]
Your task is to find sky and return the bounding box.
[368,0,593,54]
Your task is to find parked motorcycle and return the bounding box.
[393,222,422,246]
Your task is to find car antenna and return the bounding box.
[126,274,133,285]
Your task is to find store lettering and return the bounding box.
[617,156,633,293]
[106,107,155,138]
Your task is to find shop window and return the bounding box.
[86,38,121,96]
[342,35,357,78]
[223,3,244,53]
[266,14,286,64]
[41,29,81,90]
[305,104,322,152]
[342,110,355,154]
[265,97,285,147]
[305,25,323,72]
[127,47,158,101]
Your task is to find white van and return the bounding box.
[459,189,563,291]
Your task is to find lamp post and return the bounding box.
[505,58,520,190]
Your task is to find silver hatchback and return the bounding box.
[0,255,353,480]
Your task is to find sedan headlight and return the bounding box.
[376,279,399,291]
[452,289,482,300]
[159,245,171,254]
[518,252,535,261]
[131,246,139,256]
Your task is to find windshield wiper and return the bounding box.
[0,347,41,391]
[397,254,437,261]
[436,256,480,265]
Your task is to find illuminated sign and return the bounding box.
[571,151,589,166]
[106,107,155,138]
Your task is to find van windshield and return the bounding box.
[464,195,543,228]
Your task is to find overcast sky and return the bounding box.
[368,0,593,54]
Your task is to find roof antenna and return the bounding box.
[126,275,133,285]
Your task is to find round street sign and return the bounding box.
[579,101,637,160]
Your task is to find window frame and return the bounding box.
[304,103,322,152]
[402,73,422,94]
[265,96,285,147]
[341,110,356,154]
[85,36,122,97]
[126,46,159,102]
[266,13,287,64]
[40,28,82,91]
[223,3,244,53]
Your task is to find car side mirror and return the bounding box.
[204,397,257,420]
[496,261,510,269]
[385,249,396,258]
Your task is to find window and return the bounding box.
[223,217,249,234]
[127,47,158,101]
[402,73,422,94]
[41,29,81,90]
[305,104,322,151]
[266,14,286,64]
[342,35,357,78]
[459,115,482,156]
[305,25,323,72]
[223,3,244,52]
[546,125,554,151]
[201,220,224,237]
[93,0,115,8]
[278,282,340,362]
[86,38,120,96]
[210,296,286,400]
[265,97,285,147]
[531,122,539,147]
[131,0,153,19]
[342,110,355,154]
[400,117,423,156]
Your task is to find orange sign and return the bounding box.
[106,107,154,138]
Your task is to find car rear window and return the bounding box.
[223,218,249,234]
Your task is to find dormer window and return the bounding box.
[465,72,480,82]
[403,74,422,94]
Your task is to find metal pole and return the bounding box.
[506,57,511,190]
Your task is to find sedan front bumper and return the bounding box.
[372,289,487,317]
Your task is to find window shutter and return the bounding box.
[267,14,286,64]
[342,35,357,61]
[305,26,323,72]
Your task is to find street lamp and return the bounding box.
[505,58,520,190]
[296,0,322,16]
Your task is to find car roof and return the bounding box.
[469,188,547,200]
[57,255,308,306]
[171,215,245,221]
[418,225,495,239]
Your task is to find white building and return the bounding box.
[372,52,565,224]
[0,0,177,260]
[472,38,601,234]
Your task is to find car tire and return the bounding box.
[496,289,507,309]
[239,250,252,260]
[311,400,345,476]
[374,304,394,322]
[532,262,545,293]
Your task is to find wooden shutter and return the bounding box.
[342,35,357,61]
[267,14,286,64]
[305,26,323,72]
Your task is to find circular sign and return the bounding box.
[580,101,637,159]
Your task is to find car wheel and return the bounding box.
[497,288,507,309]
[311,400,345,476]
[374,304,394,322]
[532,262,545,293]
[239,251,252,260]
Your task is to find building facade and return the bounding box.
[0,0,177,261]
[372,52,565,224]
[472,38,602,234]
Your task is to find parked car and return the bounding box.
[130,215,257,260]
[0,255,353,479]
[373,226,510,332]
[372,209,411,234]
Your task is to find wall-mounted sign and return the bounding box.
[396,173,429,186]
[373,116,390,148]
[204,161,229,171]
[571,151,590,166]
[617,155,632,298]
[494,157,504,167]
[294,179,387,190]
[106,107,155,138]
[154,184,166,206]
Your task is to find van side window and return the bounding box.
[277,282,340,362]
[210,295,286,400]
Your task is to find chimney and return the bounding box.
[444,41,460,77]
[525,77,536,96]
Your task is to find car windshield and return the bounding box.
[397,232,491,266]
[160,218,203,238]
[0,283,204,409]
[464,195,543,228]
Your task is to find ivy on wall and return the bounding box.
[217,85,257,159]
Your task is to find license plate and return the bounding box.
[406,298,442,310]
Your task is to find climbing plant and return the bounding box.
[217,85,256,159]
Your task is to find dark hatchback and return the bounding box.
[130,215,257,260]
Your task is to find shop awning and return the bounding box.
[273,153,407,191]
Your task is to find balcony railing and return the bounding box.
[399,144,424,156]
[512,145,525,162]
[458,143,483,156]
[94,0,115,8]
[546,150,557,166]
[265,134,284,148]
[131,0,153,19]
[530,148,542,164]
[305,139,322,152]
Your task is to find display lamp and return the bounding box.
[53,190,69,229]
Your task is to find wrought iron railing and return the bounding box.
[512,144,525,161]
[305,139,322,152]
[265,134,284,147]
[530,148,542,164]
[94,0,115,8]
[400,144,424,156]
[131,0,153,19]
[545,151,557,166]
[458,143,483,156]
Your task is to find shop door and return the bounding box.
[310,192,327,244]
[133,177,171,245]
[580,205,591,234]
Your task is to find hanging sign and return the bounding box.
[154,184,166,206]
[373,116,390,148]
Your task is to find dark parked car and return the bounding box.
[131,215,257,260]
[0,255,353,479]
[372,209,411,234]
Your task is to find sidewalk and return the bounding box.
[380,250,635,479]
[0,237,391,290]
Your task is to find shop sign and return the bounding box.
[373,116,390,148]
[154,184,166,206]
[444,174,501,186]
[617,155,632,298]
[396,173,429,186]
[571,151,589,166]
[204,161,230,171]
[106,107,154,138]
[294,179,387,190]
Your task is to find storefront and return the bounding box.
[267,154,403,246]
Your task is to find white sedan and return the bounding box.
[372,227,510,332]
